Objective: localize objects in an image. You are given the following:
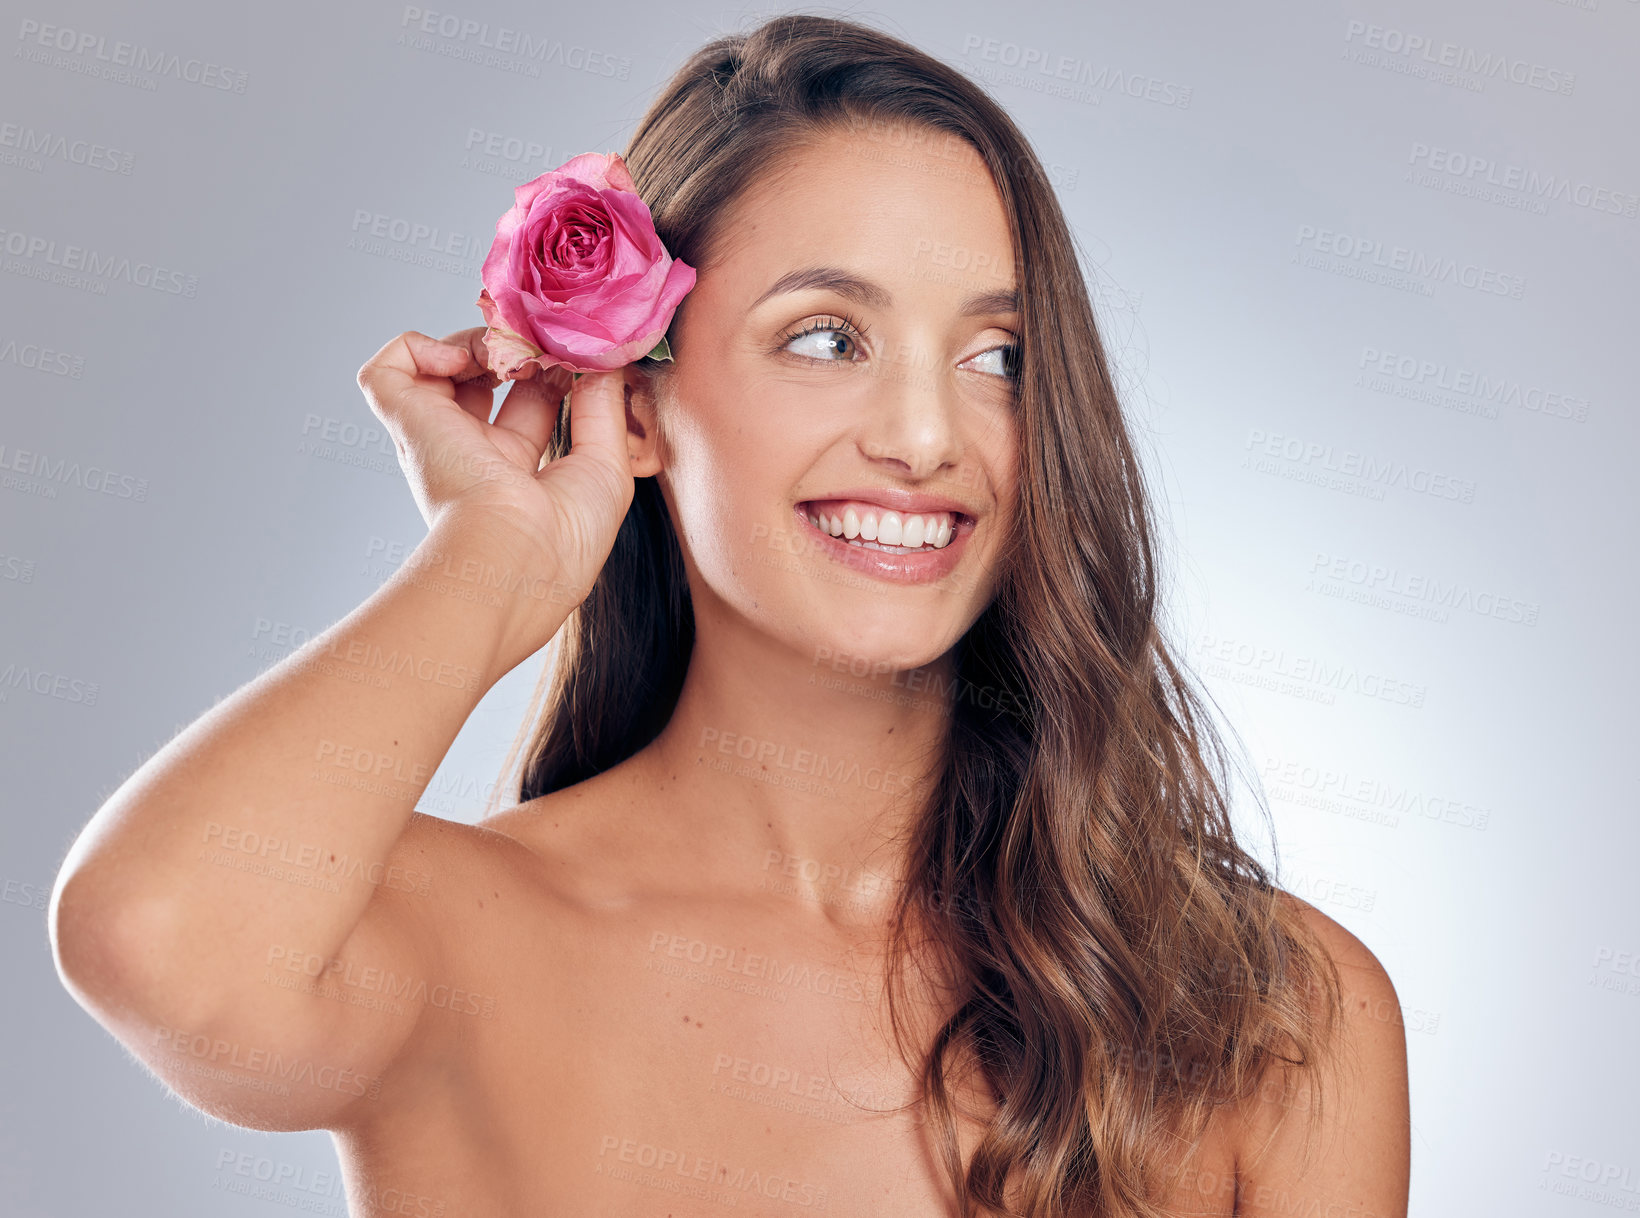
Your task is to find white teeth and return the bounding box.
[801,502,959,551]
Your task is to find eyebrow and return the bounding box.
[750,265,1020,318]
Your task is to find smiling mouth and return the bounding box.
[795,499,973,553]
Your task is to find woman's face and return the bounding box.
[649,120,1021,671]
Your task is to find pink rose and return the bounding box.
[474,151,696,379]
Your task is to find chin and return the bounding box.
[786,613,950,677]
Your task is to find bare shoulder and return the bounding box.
[375,801,588,932]
[1231,891,1411,1217]
[1280,891,1391,983]
[367,806,552,917]
[472,784,593,872]
[311,806,575,1130]
[470,759,660,897]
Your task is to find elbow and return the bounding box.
[50,861,132,1013]
[49,862,201,1032]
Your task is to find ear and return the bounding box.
[622,364,664,479]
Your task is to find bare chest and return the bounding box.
[338,891,1237,1217]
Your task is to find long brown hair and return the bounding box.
[494,13,1342,1216]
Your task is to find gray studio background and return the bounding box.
[3,0,1636,1214]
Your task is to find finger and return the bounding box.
[358,330,467,432]
[442,326,535,390]
[453,377,498,423]
[442,326,546,422]
[492,364,573,454]
[437,327,490,382]
[405,330,472,379]
[430,328,504,421]
[559,368,632,477]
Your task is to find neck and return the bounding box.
[637,603,956,918]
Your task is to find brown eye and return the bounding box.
[965,342,1020,380]
[784,325,858,361]
[780,313,870,363]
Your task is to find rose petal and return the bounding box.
[553,151,636,194]
[475,296,547,380]
[602,152,638,194]
[477,150,696,376]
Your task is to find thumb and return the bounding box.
[560,368,632,476]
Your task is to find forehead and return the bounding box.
[704,121,1017,298]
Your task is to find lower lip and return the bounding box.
[790,504,973,585]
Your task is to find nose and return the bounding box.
[855,342,964,479]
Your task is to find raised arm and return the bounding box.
[46,329,638,1130]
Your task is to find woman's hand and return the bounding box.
[356,326,637,602]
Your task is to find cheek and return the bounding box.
[660,398,792,574]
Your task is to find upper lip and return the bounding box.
[797,487,979,519]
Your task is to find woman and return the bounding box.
[49,14,1409,1217]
